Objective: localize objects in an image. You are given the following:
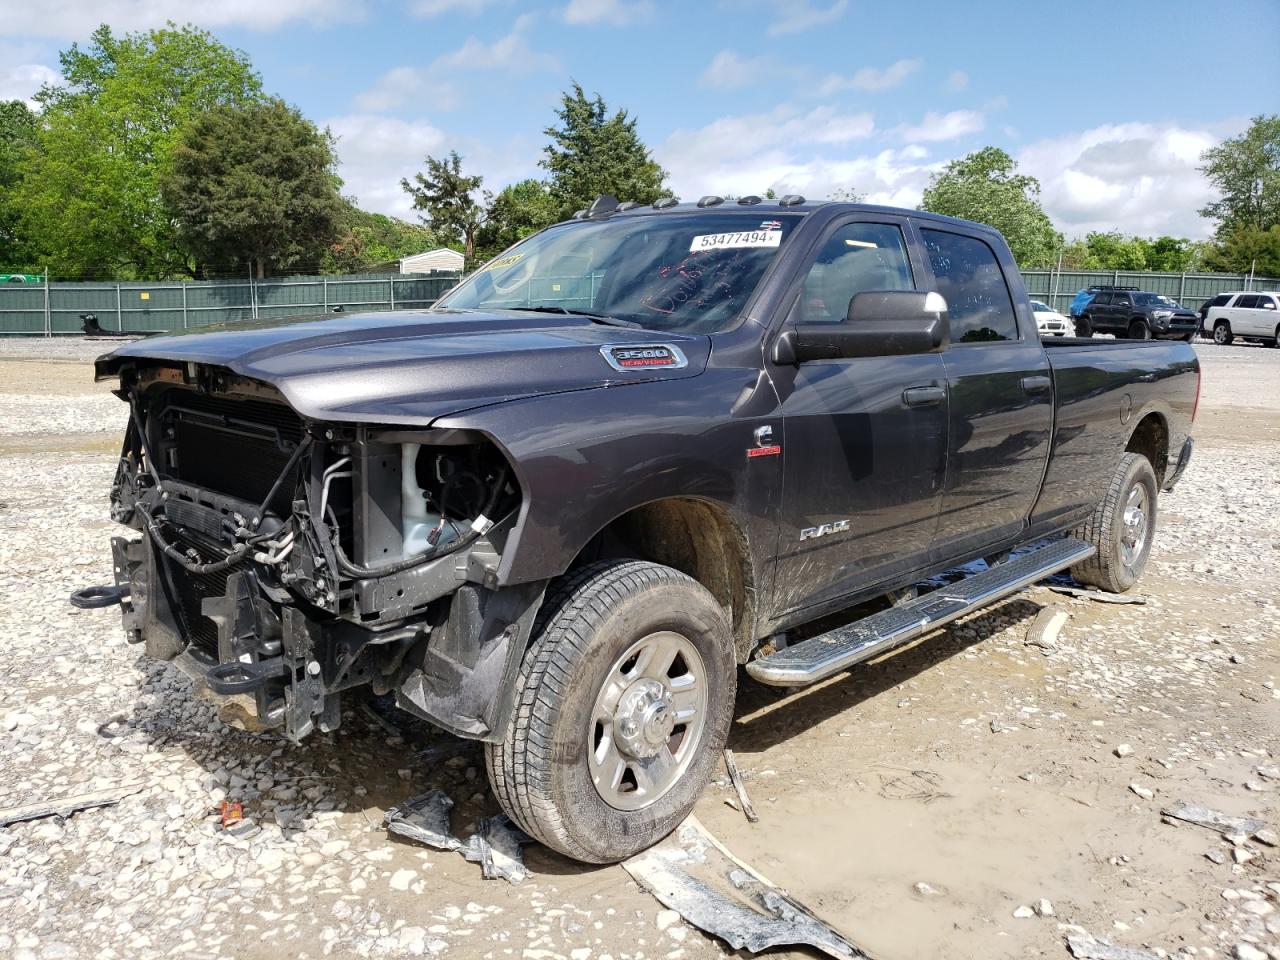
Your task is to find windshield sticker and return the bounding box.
[689,230,783,253]
[480,253,524,272]
[759,220,782,230]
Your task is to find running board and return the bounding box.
[746,537,1095,688]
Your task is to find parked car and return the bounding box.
[94,199,1200,863]
[1076,288,1198,340]
[1200,291,1280,346]
[1068,285,1141,320]
[1030,300,1071,336]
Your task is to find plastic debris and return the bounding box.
[623,817,871,959]
[1161,801,1266,838]
[219,800,244,828]
[0,784,142,827]
[723,749,759,823]
[385,789,532,884]
[1047,586,1145,605]
[1025,606,1068,650]
[1066,935,1161,959]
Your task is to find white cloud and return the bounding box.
[657,104,894,201]
[0,0,361,35]
[767,0,847,36]
[817,58,921,95]
[895,109,985,142]
[947,70,969,92]
[561,0,654,26]
[411,0,504,16]
[327,114,451,218]
[0,62,59,108]
[1017,121,1222,239]
[699,50,776,90]
[353,16,559,112]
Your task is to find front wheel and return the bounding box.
[486,559,736,863]
[1128,319,1152,340]
[1071,452,1158,593]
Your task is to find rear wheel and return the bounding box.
[1213,321,1234,345]
[1071,452,1158,593]
[1075,315,1093,338]
[1128,319,1152,340]
[486,559,736,863]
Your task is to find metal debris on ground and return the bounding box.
[0,784,143,827]
[1160,800,1266,838]
[385,789,532,884]
[723,749,759,823]
[1047,586,1146,605]
[1026,605,1069,651]
[1065,934,1161,960]
[623,817,871,959]
[876,767,950,803]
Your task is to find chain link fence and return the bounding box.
[0,271,462,335]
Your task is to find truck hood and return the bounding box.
[96,308,710,424]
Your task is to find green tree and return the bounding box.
[541,83,667,219]
[161,99,344,278]
[401,151,488,266]
[0,100,38,269]
[1204,223,1280,276]
[919,146,1061,267]
[477,178,557,260]
[324,203,445,274]
[1082,232,1149,271]
[13,23,263,278]
[1199,115,1280,236]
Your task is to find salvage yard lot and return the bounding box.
[1,337,1277,960]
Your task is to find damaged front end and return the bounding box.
[104,360,544,742]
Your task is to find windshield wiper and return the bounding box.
[505,305,641,328]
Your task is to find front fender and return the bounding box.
[430,372,783,592]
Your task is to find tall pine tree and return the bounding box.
[540,83,667,220]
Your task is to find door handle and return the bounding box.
[903,385,945,407]
[1020,375,1051,394]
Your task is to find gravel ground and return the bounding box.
[0,337,1276,960]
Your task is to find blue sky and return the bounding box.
[2,0,1278,239]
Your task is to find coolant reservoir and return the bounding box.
[401,442,453,557]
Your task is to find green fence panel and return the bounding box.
[3,268,1278,336]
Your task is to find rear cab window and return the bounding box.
[920,228,1019,343]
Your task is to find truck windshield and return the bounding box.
[437,212,802,334]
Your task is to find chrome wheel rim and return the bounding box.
[587,631,708,811]
[1120,485,1149,567]
[1214,325,1228,344]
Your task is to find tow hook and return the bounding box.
[69,585,131,609]
[205,657,288,696]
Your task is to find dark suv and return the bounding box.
[1077,288,1198,340]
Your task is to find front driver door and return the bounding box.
[769,216,948,615]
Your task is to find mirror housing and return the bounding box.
[774,290,950,363]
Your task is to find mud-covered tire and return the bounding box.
[1071,452,1158,593]
[485,559,736,864]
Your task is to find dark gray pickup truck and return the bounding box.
[94,198,1199,863]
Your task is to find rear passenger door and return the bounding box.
[1088,292,1114,330]
[920,226,1054,562]
[1232,294,1263,335]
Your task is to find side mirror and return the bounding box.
[774,290,950,363]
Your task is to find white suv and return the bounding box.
[1201,291,1280,346]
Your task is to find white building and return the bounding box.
[399,248,464,275]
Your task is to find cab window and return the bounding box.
[795,222,914,323]
[920,228,1018,342]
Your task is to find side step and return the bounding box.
[746,537,1095,688]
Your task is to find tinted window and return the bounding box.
[1262,296,1278,310]
[796,222,914,323]
[921,229,1018,342]
[1092,293,1113,306]
[1209,294,1232,307]
[1236,294,1259,309]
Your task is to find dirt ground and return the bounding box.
[0,336,1276,960]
